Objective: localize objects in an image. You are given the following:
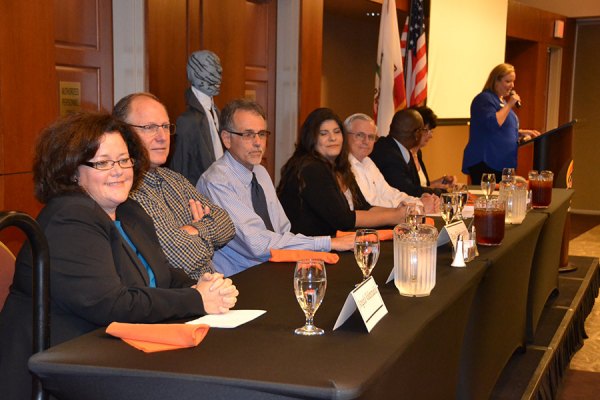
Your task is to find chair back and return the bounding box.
[0,241,16,311]
[0,211,50,400]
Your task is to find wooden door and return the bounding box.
[54,0,113,112]
[147,0,277,177]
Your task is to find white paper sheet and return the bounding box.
[469,189,499,196]
[186,310,266,328]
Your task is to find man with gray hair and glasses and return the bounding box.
[113,92,235,280]
[345,112,439,213]
[197,99,354,277]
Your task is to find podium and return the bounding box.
[518,120,576,188]
[519,120,577,272]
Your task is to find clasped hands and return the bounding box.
[194,272,239,314]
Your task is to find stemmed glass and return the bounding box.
[405,203,426,227]
[453,184,469,220]
[294,259,327,336]
[502,168,516,183]
[440,193,457,225]
[481,173,496,200]
[354,229,380,281]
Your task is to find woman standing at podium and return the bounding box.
[462,63,540,184]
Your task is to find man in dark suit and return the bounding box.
[370,108,442,197]
[169,50,223,185]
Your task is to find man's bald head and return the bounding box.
[388,109,424,149]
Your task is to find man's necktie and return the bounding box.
[251,173,274,231]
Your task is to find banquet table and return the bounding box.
[526,189,573,340]
[29,191,572,400]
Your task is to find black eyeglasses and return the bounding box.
[82,158,135,171]
[226,129,271,141]
[129,123,176,136]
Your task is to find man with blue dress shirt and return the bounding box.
[197,99,354,276]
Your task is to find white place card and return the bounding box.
[438,220,469,250]
[186,309,266,328]
[333,276,388,332]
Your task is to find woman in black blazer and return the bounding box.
[277,108,407,237]
[412,106,455,190]
[0,112,238,400]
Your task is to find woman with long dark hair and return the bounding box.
[278,108,406,237]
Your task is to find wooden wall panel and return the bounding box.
[54,0,99,48]
[506,0,574,178]
[244,0,277,175]
[146,0,189,119]
[202,0,246,109]
[299,0,324,125]
[0,0,58,254]
[54,0,113,112]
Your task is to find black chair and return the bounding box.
[0,211,50,400]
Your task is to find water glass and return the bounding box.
[405,203,426,227]
[294,260,327,336]
[502,168,516,183]
[453,184,469,220]
[481,173,496,199]
[354,229,380,281]
[440,193,457,225]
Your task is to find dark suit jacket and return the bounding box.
[169,87,221,185]
[370,136,439,197]
[0,194,204,400]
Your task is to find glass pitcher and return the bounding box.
[498,176,527,224]
[393,223,438,297]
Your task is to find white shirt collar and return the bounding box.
[191,86,212,108]
[392,137,411,164]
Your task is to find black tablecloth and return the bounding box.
[457,212,547,399]
[30,242,486,400]
[29,191,572,400]
[527,189,573,340]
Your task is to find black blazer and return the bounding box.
[169,87,221,185]
[0,194,205,400]
[278,158,370,237]
[370,136,439,197]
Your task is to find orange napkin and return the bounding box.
[467,193,478,205]
[269,249,340,264]
[336,229,395,241]
[106,322,209,353]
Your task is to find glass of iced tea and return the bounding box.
[474,197,505,246]
[529,170,553,208]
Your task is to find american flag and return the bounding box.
[373,0,406,136]
[405,0,427,107]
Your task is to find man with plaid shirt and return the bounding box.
[113,92,235,279]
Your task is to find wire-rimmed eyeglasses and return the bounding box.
[348,131,378,142]
[129,123,176,136]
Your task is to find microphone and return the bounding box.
[510,90,521,108]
